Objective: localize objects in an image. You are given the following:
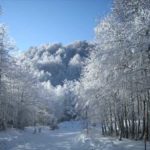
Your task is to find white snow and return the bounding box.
[0,121,149,150]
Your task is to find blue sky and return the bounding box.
[0,0,112,51]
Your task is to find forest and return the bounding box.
[0,0,150,150]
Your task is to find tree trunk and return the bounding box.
[124,104,128,138]
[141,100,146,139]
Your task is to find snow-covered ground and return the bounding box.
[0,121,149,150]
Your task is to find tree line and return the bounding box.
[0,24,57,130]
[76,0,150,141]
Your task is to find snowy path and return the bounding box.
[0,121,150,150]
[0,121,82,150]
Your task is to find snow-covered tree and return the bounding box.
[77,0,150,141]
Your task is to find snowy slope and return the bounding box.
[0,121,149,150]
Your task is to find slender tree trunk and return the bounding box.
[109,105,113,135]
[141,100,146,139]
[131,95,135,139]
[114,114,118,136]
[137,94,141,139]
[124,104,128,138]
[101,122,104,135]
